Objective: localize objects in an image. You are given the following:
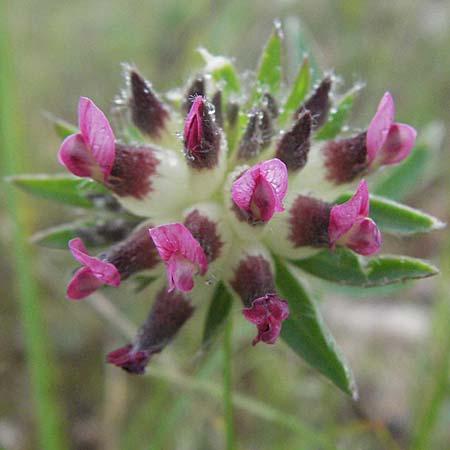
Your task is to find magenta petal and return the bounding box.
[184,96,203,153]
[231,158,287,221]
[378,122,417,165]
[68,238,120,286]
[58,133,96,178]
[149,223,208,292]
[106,344,149,375]
[366,92,394,166]
[78,96,115,180]
[242,294,289,345]
[250,175,277,221]
[66,266,104,300]
[345,217,382,255]
[328,179,369,247]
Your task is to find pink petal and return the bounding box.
[242,294,289,345]
[58,133,96,178]
[68,238,120,286]
[377,123,417,165]
[66,266,104,300]
[106,344,149,375]
[328,179,369,247]
[231,158,288,221]
[78,97,115,180]
[184,96,203,153]
[344,217,382,256]
[366,92,394,166]
[249,175,277,221]
[149,223,208,292]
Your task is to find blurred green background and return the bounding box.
[1,0,449,449]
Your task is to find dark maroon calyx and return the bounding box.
[275,110,312,171]
[295,76,332,129]
[100,225,159,280]
[128,69,170,138]
[184,209,223,263]
[182,75,205,115]
[289,195,332,247]
[322,131,368,184]
[230,255,276,307]
[237,107,273,160]
[105,143,159,199]
[211,91,223,128]
[106,287,194,374]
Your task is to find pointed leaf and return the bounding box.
[199,48,240,98]
[53,118,77,140]
[372,143,429,200]
[8,174,109,208]
[31,221,95,249]
[273,254,357,397]
[133,275,157,293]
[335,193,445,235]
[315,86,361,140]
[293,248,439,287]
[251,23,283,101]
[279,57,310,123]
[202,281,233,348]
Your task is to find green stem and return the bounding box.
[223,314,236,450]
[0,6,68,450]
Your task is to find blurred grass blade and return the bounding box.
[273,255,357,397]
[0,8,68,450]
[42,112,77,139]
[279,57,309,123]
[202,281,233,348]
[31,221,96,249]
[293,248,439,287]
[315,86,361,140]
[335,193,446,235]
[251,21,283,101]
[9,174,109,208]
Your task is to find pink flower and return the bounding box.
[328,179,381,256]
[366,92,417,167]
[106,344,149,375]
[243,294,289,345]
[231,158,288,222]
[149,223,208,292]
[58,97,115,181]
[66,238,120,300]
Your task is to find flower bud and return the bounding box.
[181,75,205,115]
[276,111,312,171]
[107,287,194,374]
[295,76,332,129]
[127,68,170,138]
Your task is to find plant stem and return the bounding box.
[223,314,236,450]
[0,5,68,450]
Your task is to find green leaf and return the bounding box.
[279,57,309,123]
[372,143,429,200]
[273,255,357,397]
[133,275,158,293]
[30,221,94,249]
[43,112,77,140]
[293,248,439,287]
[251,23,283,101]
[315,86,361,140]
[199,48,240,98]
[335,193,445,235]
[202,282,233,347]
[8,174,109,208]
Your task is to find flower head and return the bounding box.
[58,97,115,181]
[328,179,381,255]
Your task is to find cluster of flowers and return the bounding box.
[57,55,416,374]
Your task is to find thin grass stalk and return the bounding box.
[0,6,68,450]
